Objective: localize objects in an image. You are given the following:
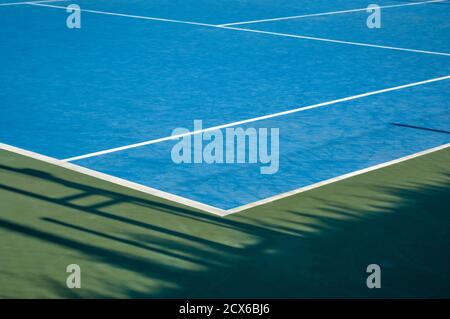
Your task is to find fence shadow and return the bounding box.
[0,157,449,298]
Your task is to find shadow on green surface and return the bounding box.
[0,154,449,298]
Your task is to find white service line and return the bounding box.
[29,1,450,57]
[62,74,450,162]
[29,2,216,27]
[218,0,448,27]
[219,25,450,57]
[4,1,449,216]
[0,0,66,7]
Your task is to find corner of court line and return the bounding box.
[0,143,229,217]
[222,142,450,217]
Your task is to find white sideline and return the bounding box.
[0,0,66,7]
[0,143,228,216]
[218,0,447,27]
[62,74,450,162]
[29,2,450,57]
[1,142,449,217]
[3,1,450,215]
[225,143,450,215]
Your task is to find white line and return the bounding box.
[0,143,228,216]
[225,142,450,215]
[0,0,66,7]
[29,1,450,57]
[4,1,449,217]
[2,142,449,217]
[28,2,216,27]
[62,74,450,162]
[218,0,448,27]
[219,25,450,57]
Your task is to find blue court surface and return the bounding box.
[1,0,449,213]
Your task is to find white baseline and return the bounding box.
[4,1,450,215]
[1,142,449,216]
[225,143,450,215]
[0,143,228,216]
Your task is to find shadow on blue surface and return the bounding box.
[391,123,450,135]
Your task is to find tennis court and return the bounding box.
[1,0,450,300]
[1,0,449,215]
